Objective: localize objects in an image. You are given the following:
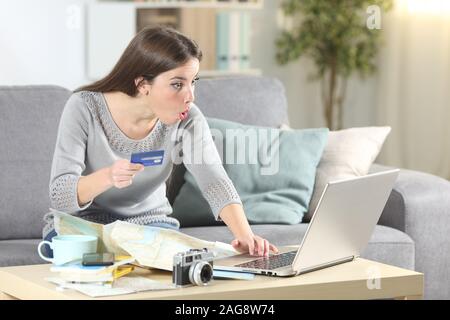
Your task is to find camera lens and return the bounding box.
[200,265,213,282]
[189,261,213,286]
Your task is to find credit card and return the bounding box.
[130,150,164,167]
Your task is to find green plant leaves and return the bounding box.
[275,0,393,79]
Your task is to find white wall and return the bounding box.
[250,0,378,129]
[0,0,376,129]
[0,0,93,90]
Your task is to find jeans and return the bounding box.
[42,222,180,259]
[42,229,58,259]
[146,222,180,230]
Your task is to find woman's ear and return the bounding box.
[135,76,150,96]
[134,76,144,87]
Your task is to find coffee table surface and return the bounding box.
[0,258,423,300]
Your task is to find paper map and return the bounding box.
[51,210,238,271]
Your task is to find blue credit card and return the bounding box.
[130,150,165,167]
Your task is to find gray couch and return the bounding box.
[1,77,449,299]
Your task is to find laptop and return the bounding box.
[213,169,400,277]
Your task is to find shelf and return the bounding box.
[98,0,264,10]
[199,68,262,78]
[87,1,262,79]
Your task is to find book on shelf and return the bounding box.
[239,12,251,70]
[216,11,230,70]
[216,11,252,72]
[228,11,240,71]
[134,6,253,73]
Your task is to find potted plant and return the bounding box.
[276,0,393,130]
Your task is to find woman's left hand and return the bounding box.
[231,234,279,257]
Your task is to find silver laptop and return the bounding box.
[214,169,400,277]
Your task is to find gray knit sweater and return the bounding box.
[43,91,241,238]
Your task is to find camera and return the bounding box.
[173,248,214,287]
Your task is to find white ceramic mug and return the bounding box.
[37,235,98,265]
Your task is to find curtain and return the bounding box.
[375,0,450,180]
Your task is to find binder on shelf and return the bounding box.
[216,12,230,70]
[228,11,240,71]
[239,12,251,70]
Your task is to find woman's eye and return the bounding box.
[172,77,199,90]
[172,83,183,90]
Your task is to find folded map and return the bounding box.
[50,210,238,271]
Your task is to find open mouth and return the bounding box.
[179,108,190,120]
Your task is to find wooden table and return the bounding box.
[0,258,423,300]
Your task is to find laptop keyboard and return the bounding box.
[234,250,297,270]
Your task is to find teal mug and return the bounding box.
[37,235,98,265]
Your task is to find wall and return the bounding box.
[0,0,93,90]
[250,0,379,130]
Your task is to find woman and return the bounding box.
[43,26,278,258]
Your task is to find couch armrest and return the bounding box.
[371,163,450,299]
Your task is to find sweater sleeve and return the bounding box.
[180,104,242,220]
[49,93,93,213]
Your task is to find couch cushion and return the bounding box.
[171,118,328,226]
[0,86,71,240]
[194,76,289,127]
[0,239,45,267]
[167,76,290,205]
[303,127,392,222]
[362,226,415,270]
[181,224,415,270]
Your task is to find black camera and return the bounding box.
[172,248,214,287]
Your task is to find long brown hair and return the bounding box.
[75,26,202,96]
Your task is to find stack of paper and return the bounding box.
[46,276,177,298]
[45,256,180,297]
[48,256,135,287]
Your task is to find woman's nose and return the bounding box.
[185,86,195,104]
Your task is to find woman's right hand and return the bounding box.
[108,159,144,189]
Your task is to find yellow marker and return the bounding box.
[113,266,134,279]
[115,255,134,261]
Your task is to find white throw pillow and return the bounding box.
[304,126,391,222]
